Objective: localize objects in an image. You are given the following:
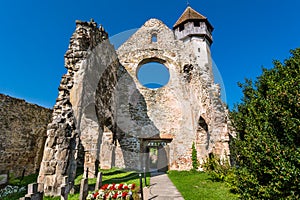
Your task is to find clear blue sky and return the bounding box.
[0,0,299,109]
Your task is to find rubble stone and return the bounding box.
[0,94,52,177]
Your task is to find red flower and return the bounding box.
[110,184,115,190]
[112,193,118,199]
[118,183,124,190]
[123,185,129,190]
[93,192,99,198]
[122,191,128,197]
[101,184,109,190]
[131,184,136,189]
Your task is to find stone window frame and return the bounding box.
[151,33,158,43]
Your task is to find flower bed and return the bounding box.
[0,185,26,198]
[87,183,139,200]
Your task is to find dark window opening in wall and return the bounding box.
[196,116,210,150]
[151,34,157,43]
[194,21,200,27]
[179,24,184,31]
[198,116,208,132]
[183,64,193,83]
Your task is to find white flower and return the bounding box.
[0,185,26,198]
[122,183,128,189]
[128,184,133,189]
[117,191,123,198]
[86,193,94,200]
[107,184,113,190]
[99,190,105,196]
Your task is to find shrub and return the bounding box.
[230,48,300,199]
[202,154,237,190]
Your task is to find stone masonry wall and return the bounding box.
[116,19,199,170]
[38,15,231,196]
[38,19,112,196]
[116,18,231,170]
[0,94,52,177]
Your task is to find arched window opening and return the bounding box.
[198,116,208,132]
[137,62,170,89]
[151,34,157,43]
[196,116,209,150]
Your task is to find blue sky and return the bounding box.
[137,62,170,88]
[0,0,299,109]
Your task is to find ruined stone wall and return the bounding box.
[116,18,231,170]
[38,20,115,196]
[116,19,199,170]
[38,16,231,196]
[0,94,52,177]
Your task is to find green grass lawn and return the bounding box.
[168,170,239,200]
[44,167,150,200]
[2,169,238,200]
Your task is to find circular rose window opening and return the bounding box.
[137,62,170,89]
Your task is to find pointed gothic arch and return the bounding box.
[196,116,210,153]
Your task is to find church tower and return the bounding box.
[173,6,214,82]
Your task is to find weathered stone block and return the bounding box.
[79,178,88,200]
[28,183,38,194]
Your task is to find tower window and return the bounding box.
[179,25,184,31]
[151,34,157,43]
[194,21,200,27]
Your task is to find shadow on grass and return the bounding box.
[72,168,150,194]
[101,169,126,176]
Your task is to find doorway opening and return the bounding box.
[145,140,170,173]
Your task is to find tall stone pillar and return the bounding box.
[38,19,112,196]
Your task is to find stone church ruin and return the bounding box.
[37,6,231,196]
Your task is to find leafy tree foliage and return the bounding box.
[191,142,199,170]
[230,48,300,199]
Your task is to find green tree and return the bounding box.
[191,142,199,170]
[230,48,300,199]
